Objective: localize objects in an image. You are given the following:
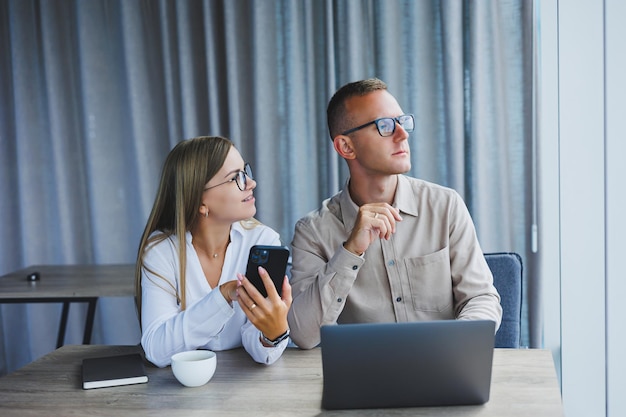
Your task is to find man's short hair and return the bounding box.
[327,78,388,140]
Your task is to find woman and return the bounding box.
[135,136,291,367]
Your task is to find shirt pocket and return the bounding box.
[404,246,453,312]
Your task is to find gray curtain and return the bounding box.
[0,0,533,375]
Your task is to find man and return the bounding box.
[287,78,502,349]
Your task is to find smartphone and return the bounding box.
[245,245,290,297]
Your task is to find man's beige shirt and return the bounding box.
[288,175,502,349]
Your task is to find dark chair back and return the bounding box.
[485,252,523,348]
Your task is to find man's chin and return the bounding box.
[393,163,412,175]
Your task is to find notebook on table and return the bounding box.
[82,353,148,389]
[320,320,496,410]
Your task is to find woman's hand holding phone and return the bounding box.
[236,267,292,341]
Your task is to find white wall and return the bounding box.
[538,1,626,416]
[605,1,626,415]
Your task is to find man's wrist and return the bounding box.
[342,241,364,257]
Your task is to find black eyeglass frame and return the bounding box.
[204,163,253,191]
[340,114,415,137]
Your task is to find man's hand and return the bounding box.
[343,203,403,256]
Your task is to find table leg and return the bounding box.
[83,298,98,344]
[56,302,70,349]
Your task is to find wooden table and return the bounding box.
[0,345,563,416]
[0,264,134,347]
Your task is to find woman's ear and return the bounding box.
[333,135,356,160]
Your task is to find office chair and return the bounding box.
[484,252,523,348]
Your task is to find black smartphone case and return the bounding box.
[245,245,290,297]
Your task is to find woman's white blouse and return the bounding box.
[140,222,287,367]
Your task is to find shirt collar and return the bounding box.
[394,175,419,217]
[339,175,419,232]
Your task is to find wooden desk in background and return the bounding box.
[0,345,564,417]
[0,264,135,347]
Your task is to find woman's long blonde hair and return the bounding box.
[134,136,234,321]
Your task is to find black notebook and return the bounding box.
[82,353,148,389]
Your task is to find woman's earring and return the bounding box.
[205,210,209,218]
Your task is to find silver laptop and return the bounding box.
[320,320,495,410]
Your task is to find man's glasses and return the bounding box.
[341,114,415,137]
[204,163,253,191]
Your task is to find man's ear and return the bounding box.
[333,135,356,160]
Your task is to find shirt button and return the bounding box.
[396,297,402,302]
[352,265,358,270]
[337,298,343,303]
[388,260,395,266]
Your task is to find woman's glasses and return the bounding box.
[204,163,253,191]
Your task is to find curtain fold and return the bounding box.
[0,0,532,375]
